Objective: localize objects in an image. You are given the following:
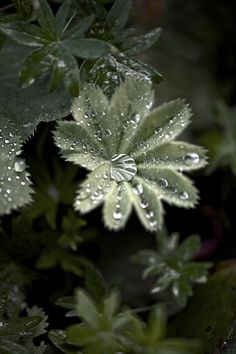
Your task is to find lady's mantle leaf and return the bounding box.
[0,42,70,215]
[55,79,207,232]
[0,123,33,215]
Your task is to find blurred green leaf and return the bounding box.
[170,265,236,353]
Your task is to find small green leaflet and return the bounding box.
[54,78,207,232]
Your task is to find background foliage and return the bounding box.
[0,0,236,353]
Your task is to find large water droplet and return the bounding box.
[14,158,26,173]
[184,153,200,165]
[110,154,137,182]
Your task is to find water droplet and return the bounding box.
[132,183,143,195]
[57,60,66,68]
[14,158,26,173]
[149,220,157,228]
[140,199,148,209]
[113,210,122,220]
[110,154,137,182]
[159,178,168,188]
[145,210,154,219]
[184,152,200,165]
[4,139,9,144]
[179,191,189,200]
[130,113,141,124]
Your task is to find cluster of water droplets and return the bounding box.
[112,184,124,222]
[156,176,190,202]
[141,149,200,170]
[0,125,31,212]
[132,181,157,230]
[75,169,111,209]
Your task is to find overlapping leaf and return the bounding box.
[0,42,70,215]
[132,230,212,306]
[54,78,207,232]
[0,0,113,96]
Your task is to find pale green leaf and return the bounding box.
[136,142,207,171]
[74,163,114,213]
[128,99,192,157]
[54,122,106,170]
[110,78,153,154]
[0,124,33,215]
[103,182,132,230]
[103,290,120,319]
[127,178,164,232]
[76,289,99,328]
[66,324,96,346]
[148,306,167,341]
[177,235,201,261]
[71,85,111,156]
[138,167,199,208]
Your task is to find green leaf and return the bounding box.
[0,316,42,336]
[177,235,201,261]
[133,229,211,305]
[54,122,106,170]
[49,330,77,354]
[103,182,132,230]
[128,99,192,157]
[66,324,96,346]
[33,0,57,39]
[64,14,95,39]
[66,38,113,59]
[136,142,207,172]
[19,45,55,88]
[0,23,46,47]
[127,178,164,231]
[138,167,199,208]
[56,45,80,96]
[55,0,72,35]
[76,289,99,327]
[0,340,30,354]
[74,163,114,213]
[0,42,70,141]
[0,42,70,215]
[169,266,236,353]
[106,0,132,32]
[110,78,154,154]
[103,290,121,319]
[122,27,162,56]
[0,123,33,215]
[84,265,107,303]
